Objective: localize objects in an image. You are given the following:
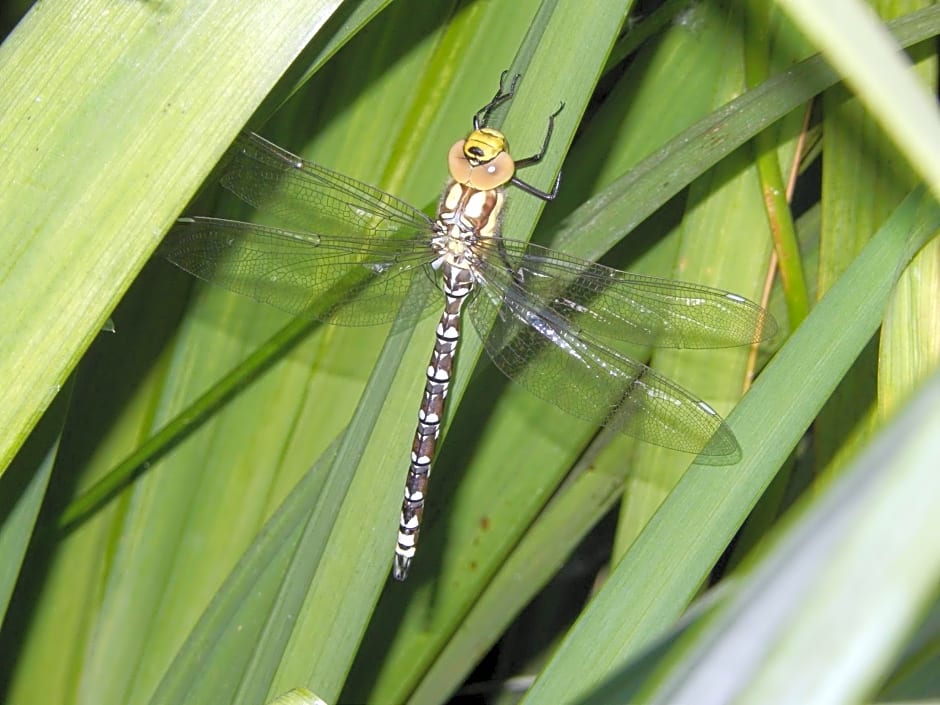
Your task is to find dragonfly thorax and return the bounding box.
[431,180,505,280]
[447,127,515,191]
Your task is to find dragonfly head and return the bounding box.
[448,127,515,191]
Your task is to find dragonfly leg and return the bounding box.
[510,102,565,201]
[514,101,565,170]
[474,70,522,129]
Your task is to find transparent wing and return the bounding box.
[467,267,741,462]
[161,217,439,326]
[483,239,775,349]
[221,132,435,237]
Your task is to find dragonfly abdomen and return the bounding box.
[394,261,475,581]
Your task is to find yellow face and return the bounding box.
[447,127,515,191]
[463,127,507,163]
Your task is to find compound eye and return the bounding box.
[447,140,515,189]
[447,140,474,184]
[468,150,514,190]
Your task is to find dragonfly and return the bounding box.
[162,74,775,581]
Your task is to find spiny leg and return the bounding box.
[474,70,521,129]
[511,102,565,200]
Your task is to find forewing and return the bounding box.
[466,274,740,461]
[488,239,775,349]
[161,217,439,326]
[221,132,435,238]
